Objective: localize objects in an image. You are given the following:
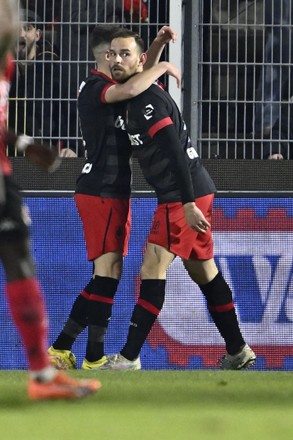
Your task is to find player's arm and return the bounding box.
[144,26,177,69]
[5,131,61,172]
[153,124,210,234]
[104,62,180,103]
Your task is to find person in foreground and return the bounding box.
[103,29,256,371]
[48,25,179,370]
[0,0,100,400]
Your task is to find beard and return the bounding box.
[110,67,137,83]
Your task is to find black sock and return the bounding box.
[121,305,157,361]
[86,325,107,362]
[121,279,166,361]
[199,272,245,355]
[53,293,88,350]
[85,276,118,361]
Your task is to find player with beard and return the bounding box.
[48,25,180,370]
[104,29,256,370]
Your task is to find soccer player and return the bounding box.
[0,0,100,399]
[104,29,256,370]
[48,25,180,370]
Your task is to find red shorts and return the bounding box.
[148,194,214,260]
[75,194,131,261]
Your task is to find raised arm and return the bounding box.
[144,26,177,69]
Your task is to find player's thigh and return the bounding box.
[141,243,175,280]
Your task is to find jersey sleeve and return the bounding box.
[80,77,113,107]
[100,82,114,104]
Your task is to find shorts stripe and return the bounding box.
[102,207,112,254]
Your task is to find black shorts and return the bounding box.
[0,176,29,244]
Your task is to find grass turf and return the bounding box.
[0,370,292,440]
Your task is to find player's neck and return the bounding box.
[97,64,111,78]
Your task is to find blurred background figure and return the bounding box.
[8,9,63,155]
[253,0,293,159]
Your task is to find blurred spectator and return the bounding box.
[253,0,293,159]
[58,0,148,155]
[8,9,65,154]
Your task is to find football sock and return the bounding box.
[121,279,166,361]
[199,272,245,355]
[86,276,118,361]
[6,278,50,371]
[53,280,93,350]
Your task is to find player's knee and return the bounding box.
[199,271,233,306]
[89,275,119,300]
[184,258,218,285]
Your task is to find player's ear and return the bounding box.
[139,52,147,67]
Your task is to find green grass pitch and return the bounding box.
[0,370,293,440]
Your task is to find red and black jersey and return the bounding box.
[76,70,131,198]
[0,53,14,176]
[125,83,216,204]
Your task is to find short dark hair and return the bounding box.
[111,29,145,53]
[90,25,122,51]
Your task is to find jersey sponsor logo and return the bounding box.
[128,133,143,146]
[145,205,293,369]
[115,115,126,131]
[143,104,154,120]
[81,163,93,174]
[186,147,199,159]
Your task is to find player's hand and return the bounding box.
[4,131,61,173]
[268,153,284,160]
[163,61,181,88]
[59,148,77,158]
[25,142,61,172]
[156,26,177,45]
[183,202,211,234]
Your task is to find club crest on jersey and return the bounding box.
[143,104,154,120]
